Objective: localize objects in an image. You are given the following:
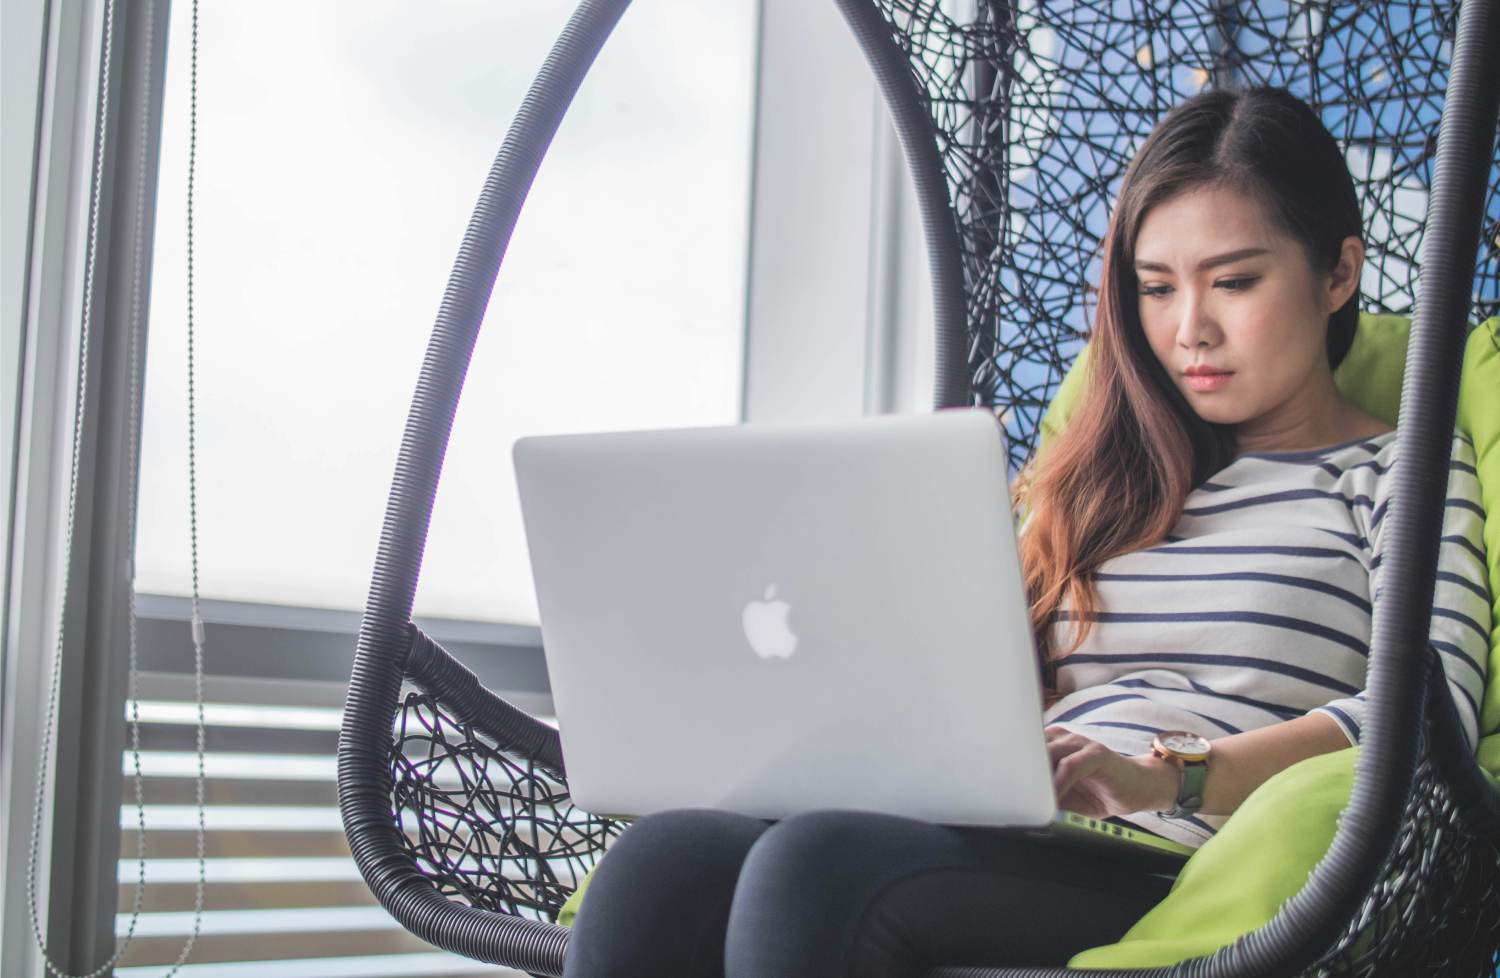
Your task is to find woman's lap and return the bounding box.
[563,807,1177,978]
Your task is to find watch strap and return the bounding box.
[1160,759,1207,819]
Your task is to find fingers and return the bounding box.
[1044,724,1086,768]
[1053,741,1108,800]
[1046,735,1083,769]
[1045,725,1112,816]
[1044,723,1071,744]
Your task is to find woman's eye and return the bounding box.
[1139,277,1257,299]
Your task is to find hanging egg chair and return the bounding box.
[337,1,1500,975]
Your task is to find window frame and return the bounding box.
[3,0,173,973]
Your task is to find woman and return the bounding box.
[561,84,1491,978]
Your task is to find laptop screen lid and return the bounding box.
[512,407,1057,827]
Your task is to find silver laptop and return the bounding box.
[512,408,1192,866]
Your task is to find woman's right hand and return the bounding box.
[1045,724,1177,818]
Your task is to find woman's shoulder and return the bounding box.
[1359,425,1480,541]
[1355,424,1476,470]
[1333,424,1481,494]
[1328,407,1478,462]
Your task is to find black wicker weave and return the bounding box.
[337,0,1500,975]
[388,626,624,922]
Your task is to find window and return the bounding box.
[118,3,758,975]
[136,0,759,626]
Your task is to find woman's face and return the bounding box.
[1132,184,1362,441]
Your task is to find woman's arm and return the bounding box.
[1047,710,1350,819]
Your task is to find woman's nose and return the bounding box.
[1175,303,1215,349]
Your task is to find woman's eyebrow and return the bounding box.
[1134,247,1270,273]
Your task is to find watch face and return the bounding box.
[1159,731,1212,759]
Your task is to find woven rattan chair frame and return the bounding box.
[337,1,1500,975]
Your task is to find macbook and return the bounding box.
[512,408,1193,870]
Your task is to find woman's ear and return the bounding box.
[1325,235,1365,314]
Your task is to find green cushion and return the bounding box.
[1459,318,1500,756]
[1062,313,1500,969]
[559,871,588,927]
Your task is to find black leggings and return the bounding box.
[562,808,1179,978]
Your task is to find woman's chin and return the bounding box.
[1187,403,1246,426]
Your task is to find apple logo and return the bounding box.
[742,584,798,659]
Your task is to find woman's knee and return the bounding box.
[563,808,768,978]
[576,807,770,915]
[734,808,953,907]
[723,811,906,969]
[723,810,976,978]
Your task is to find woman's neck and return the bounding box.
[1231,377,1377,456]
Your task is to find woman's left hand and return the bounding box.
[1045,724,1176,818]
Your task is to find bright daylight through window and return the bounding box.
[137,0,756,626]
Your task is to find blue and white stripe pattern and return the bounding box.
[1039,429,1491,848]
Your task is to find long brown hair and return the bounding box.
[1013,85,1365,698]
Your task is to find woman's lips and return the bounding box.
[1184,371,1233,392]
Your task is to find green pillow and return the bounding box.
[558,869,589,927]
[1458,318,1500,756]
[1064,313,1500,969]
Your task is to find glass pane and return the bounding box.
[137,0,757,625]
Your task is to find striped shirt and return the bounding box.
[1037,429,1491,849]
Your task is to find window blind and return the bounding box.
[115,671,523,978]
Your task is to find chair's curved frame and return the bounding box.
[336,1,1500,975]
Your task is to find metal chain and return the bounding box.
[26,0,207,974]
[172,0,212,966]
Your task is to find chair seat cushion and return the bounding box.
[1062,313,1499,968]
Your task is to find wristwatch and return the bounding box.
[1151,730,1212,819]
